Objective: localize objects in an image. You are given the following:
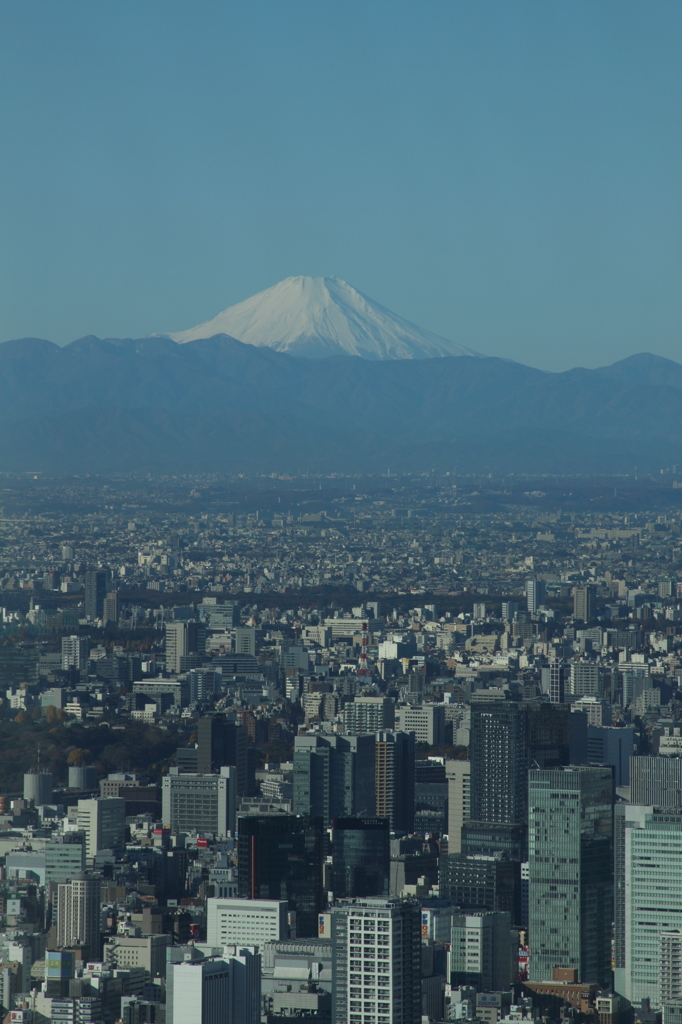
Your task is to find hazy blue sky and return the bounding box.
[1,1,680,370]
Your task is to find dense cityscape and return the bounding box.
[0,473,678,1023]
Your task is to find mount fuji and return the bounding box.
[164,276,480,359]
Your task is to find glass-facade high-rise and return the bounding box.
[332,817,389,899]
[237,814,324,938]
[528,765,613,986]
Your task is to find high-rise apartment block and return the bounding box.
[61,635,90,671]
[528,766,613,986]
[56,873,101,961]
[331,897,422,1024]
[375,731,415,833]
[343,696,395,734]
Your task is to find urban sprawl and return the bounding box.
[0,474,680,1024]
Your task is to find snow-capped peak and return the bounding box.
[165,276,480,359]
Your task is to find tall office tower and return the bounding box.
[331,897,422,1024]
[501,601,519,622]
[162,767,235,837]
[525,578,546,615]
[76,798,126,860]
[630,756,682,806]
[440,855,520,922]
[56,874,101,961]
[102,591,119,626]
[573,585,593,623]
[587,725,635,786]
[165,621,207,674]
[449,911,515,991]
[237,815,324,938]
[343,696,395,734]
[528,702,571,768]
[570,662,602,698]
[332,818,390,899]
[196,714,250,796]
[446,760,471,853]
[375,731,415,834]
[293,734,376,826]
[167,950,261,1024]
[528,766,613,986]
[621,807,682,1009]
[61,635,90,671]
[84,570,107,621]
[23,771,53,806]
[468,701,528,841]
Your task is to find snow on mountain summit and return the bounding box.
[166,276,480,359]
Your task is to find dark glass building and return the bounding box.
[332,817,389,898]
[84,570,107,621]
[237,814,324,938]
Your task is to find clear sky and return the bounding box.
[1,1,680,371]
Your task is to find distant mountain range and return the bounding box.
[160,276,479,359]
[0,332,681,475]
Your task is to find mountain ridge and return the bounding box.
[0,334,680,474]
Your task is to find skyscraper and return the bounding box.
[528,766,613,986]
[293,733,376,826]
[56,873,101,961]
[165,621,207,674]
[61,635,90,672]
[237,815,323,938]
[375,731,415,834]
[446,760,471,854]
[76,797,126,860]
[84,570,107,621]
[469,701,528,830]
[332,818,390,899]
[196,714,249,795]
[622,807,682,1008]
[525,578,546,615]
[331,897,422,1024]
[573,585,593,623]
